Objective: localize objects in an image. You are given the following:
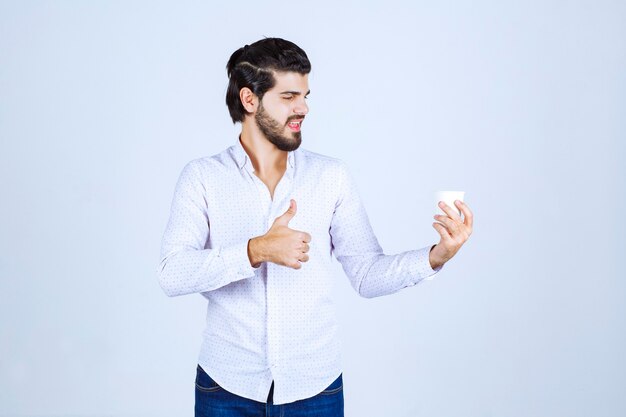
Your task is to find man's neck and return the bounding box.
[239,122,288,177]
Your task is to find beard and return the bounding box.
[255,102,302,152]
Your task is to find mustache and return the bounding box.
[286,115,305,123]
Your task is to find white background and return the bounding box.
[1,1,624,416]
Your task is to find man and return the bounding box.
[157,37,473,417]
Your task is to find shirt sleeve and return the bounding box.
[329,161,443,298]
[157,161,257,297]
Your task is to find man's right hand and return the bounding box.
[247,199,312,269]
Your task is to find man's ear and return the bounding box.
[240,87,258,113]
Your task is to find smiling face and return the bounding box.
[254,71,310,152]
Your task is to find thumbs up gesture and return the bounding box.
[247,199,312,269]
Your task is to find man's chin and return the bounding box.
[272,134,301,152]
[288,135,302,151]
[276,141,301,152]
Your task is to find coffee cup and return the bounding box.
[435,191,465,217]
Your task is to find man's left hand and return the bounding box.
[429,200,474,269]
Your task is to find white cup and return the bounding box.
[435,191,466,217]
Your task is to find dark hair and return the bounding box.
[225,38,311,124]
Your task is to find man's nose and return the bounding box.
[294,98,309,116]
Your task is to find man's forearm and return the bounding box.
[158,241,256,297]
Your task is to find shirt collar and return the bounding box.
[233,136,295,172]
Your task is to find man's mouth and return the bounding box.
[287,119,303,132]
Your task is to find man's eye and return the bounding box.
[282,96,293,100]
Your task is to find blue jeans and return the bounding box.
[195,365,344,417]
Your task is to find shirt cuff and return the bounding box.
[413,245,443,282]
[219,241,257,282]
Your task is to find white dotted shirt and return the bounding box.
[157,138,443,405]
